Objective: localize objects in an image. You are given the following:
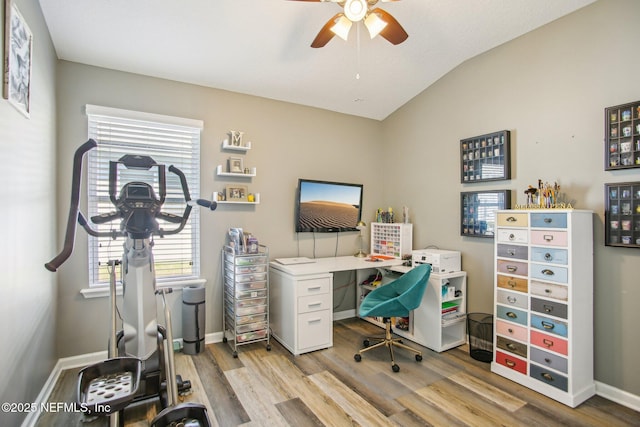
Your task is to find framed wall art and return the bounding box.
[226,184,248,202]
[461,190,511,237]
[604,101,640,170]
[460,130,511,183]
[3,0,32,117]
[604,182,640,248]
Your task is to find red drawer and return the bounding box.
[495,350,527,374]
[530,330,568,356]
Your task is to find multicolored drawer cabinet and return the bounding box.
[491,209,594,407]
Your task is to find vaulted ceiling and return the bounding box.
[39,0,595,120]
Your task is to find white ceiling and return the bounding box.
[39,0,595,121]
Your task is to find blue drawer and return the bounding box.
[531,314,568,338]
[497,305,528,326]
[531,213,567,229]
[530,263,568,284]
[530,247,568,265]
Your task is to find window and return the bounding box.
[86,105,203,287]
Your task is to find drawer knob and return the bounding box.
[544,289,552,294]
[509,233,515,241]
[507,249,516,256]
[508,328,514,333]
[544,217,553,223]
[507,280,516,288]
[541,269,555,276]
[544,252,552,261]
[507,296,517,303]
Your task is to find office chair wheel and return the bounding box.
[363,339,370,347]
[415,354,423,362]
[354,354,362,362]
[392,364,400,373]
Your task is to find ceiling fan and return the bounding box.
[291,0,409,48]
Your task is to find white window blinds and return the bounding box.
[85,105,203,286]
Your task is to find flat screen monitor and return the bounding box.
[295,179,363,233]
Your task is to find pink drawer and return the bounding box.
[496,319,528,342]
[531,230,568,247]
[497,259,528,277]
[495,350,527,374]
[530,330,568,356]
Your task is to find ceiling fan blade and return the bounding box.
[311,13,343,48]
[372,8,408,45]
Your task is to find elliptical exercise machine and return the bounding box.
[46,139,215,426]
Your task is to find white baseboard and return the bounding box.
[334,309,355,321]
[595,381,640,412]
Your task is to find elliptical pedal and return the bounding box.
[77,357,142,415]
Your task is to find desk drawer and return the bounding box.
[297,310,332,351]
[497,259,528,277]
[531,230,568,247]
[298,277,331,297]
[497,274,528,293]
[298,293,331,314]
[531,314,568,338]
[497,336,527,358]
[497,229,528,244]
[531,297,568,319]
[530,347,568,374]
[530,364,568,392]
[497,212,529,227]
[530,280,568,302]
[530,330,568,356]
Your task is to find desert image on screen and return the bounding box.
[297,181,361,231]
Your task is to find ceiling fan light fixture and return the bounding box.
[344,0,367,22]
[364,12,388,39]
[331,15,353,41]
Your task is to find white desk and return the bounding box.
[269,256,405,355]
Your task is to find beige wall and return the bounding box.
[0,0,58,425]
[51,0,640,405]
[383,0,640,396]
[55,61,385,357]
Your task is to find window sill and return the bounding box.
[80,278,207,299]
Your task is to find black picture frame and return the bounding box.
[460,130,511,183]
[461,190,511,238]
[604,182,640,248]
[604,101,640,170]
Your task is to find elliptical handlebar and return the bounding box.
[45,139,98,272]
[46,140,216,272]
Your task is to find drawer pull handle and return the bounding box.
[506,343,516,350]
[507,249,516,256]
[543,304,553,313]
[541,321,555,330]
[542,338,554,347]
[307,286,322,291]
[308,302,322,308]
[544,218,553,224]
[507,280,517,288]
[506,311,517,319]
[507,296,517,303]
[541,373,554,381]
[509,233,516,241]
[307,318,322,324]
[505,359,516,367]
[543,234,554,242]
[541,269,555,276]
[544,252,553,261]
[506,217,517,222]
[506,265,518,272]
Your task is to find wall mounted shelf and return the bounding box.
[216,165,256,177]
[221,139,252,152]
[213,192,260,205]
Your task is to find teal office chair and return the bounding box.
[354,264,431,372]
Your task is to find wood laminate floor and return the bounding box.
[35,318,640,426]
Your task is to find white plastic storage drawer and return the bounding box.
[530,213,567,229]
